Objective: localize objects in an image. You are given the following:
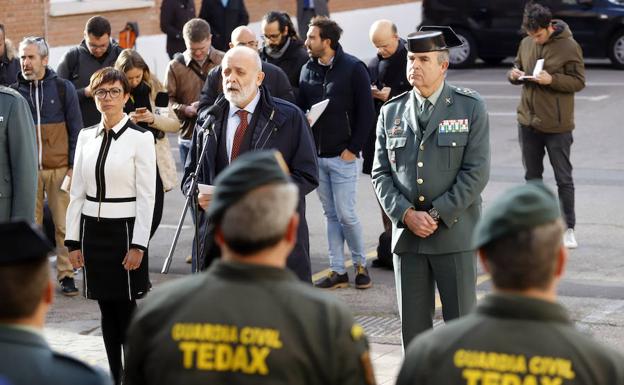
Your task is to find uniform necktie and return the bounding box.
[418,99,433,133]
[231,110,249,161]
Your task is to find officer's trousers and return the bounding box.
[393,251,477,347]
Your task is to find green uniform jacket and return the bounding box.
[509,20,585,133]
[396,294,624,385]
[372,83,490,255]
[0,325,111,385]
[124,261,373,385]
[0,86,37,222]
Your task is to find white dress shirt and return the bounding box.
[65,115,156,249]
[226,90,261,162]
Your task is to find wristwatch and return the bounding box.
[428,207,440,223]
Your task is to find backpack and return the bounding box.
[119,22,139,49]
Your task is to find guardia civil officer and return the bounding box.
[396,182,624,385]
[371,27,490,346]
[124,151,374,385]
[0,221,111,385]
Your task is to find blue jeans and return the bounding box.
[178,140,192,170]
[317,156,366,274]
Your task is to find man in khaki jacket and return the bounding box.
[165,18,224,168]
[508,2,585,249]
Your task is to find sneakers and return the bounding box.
[355,265,372,289]
[315,271,349,289]
[564,228,578,249]
[59,277,79,296]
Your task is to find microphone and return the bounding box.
[198,104,222,133]
[154,92,170,117]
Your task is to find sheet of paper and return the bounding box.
[198,183,214,195]
[519,59,544,80]
[306,99,330,127]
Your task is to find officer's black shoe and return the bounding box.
[315,271,349,289]
[59,277,79,296]
[354,265,372,289]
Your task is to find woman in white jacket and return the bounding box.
[65,67,155,385]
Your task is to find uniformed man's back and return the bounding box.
[396,183,624,385]
[0,221,111,385]
[124,151,373,385]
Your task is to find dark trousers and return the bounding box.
[394,251,476,347]
[519,125,575,228]
[97,300,136,385]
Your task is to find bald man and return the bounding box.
[199,26,294,108]
[363,20,411,268]
[183,46,318,281]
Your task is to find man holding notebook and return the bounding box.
[508,2,585,249]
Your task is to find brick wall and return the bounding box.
[1,0,414,48]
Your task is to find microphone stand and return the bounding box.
[161,123,213,274]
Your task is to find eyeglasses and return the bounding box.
[236,40,258,48]
[94,88,123,100]
[263,33,282,40]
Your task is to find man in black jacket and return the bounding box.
[259,12,309,97]
[364,20,411,269]
[298,16,375,290]
[199,26,295,108]
[199,0,249,52]
[0,24,20,86]
[57,16,123,127]
[183,46,318,282]
[160,0,196,59]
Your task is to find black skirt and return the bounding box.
[80,215,151,300]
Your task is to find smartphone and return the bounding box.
[135,107,147,114]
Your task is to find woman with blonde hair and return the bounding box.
[115,49,179,238]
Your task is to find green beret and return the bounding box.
[207,150,292,224]
[473,182,561,248]
[0,221,54,265]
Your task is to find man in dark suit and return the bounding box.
[199,26,294,108]
[183,46,318,282]
[0,221,111,385]
[199,0,249,52]
[160,0,196,59]
[364,20,411,269]
[297,0,329,39]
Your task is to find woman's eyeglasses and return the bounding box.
[94,88,123,100]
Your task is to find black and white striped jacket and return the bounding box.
[65,115,156,251]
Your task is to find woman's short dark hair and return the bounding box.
[90,67,130,94]
[522,2,552,33]
[309,16,343,50]
[85,15,112,37]
[263,11,300,40]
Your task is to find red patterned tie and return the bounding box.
[230,109,249,161]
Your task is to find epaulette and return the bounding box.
[451,85,482,100]
[382,90,410,106]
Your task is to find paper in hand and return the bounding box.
[519,59,544,80]
[198,183,215,195]
[306,99,330,127]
